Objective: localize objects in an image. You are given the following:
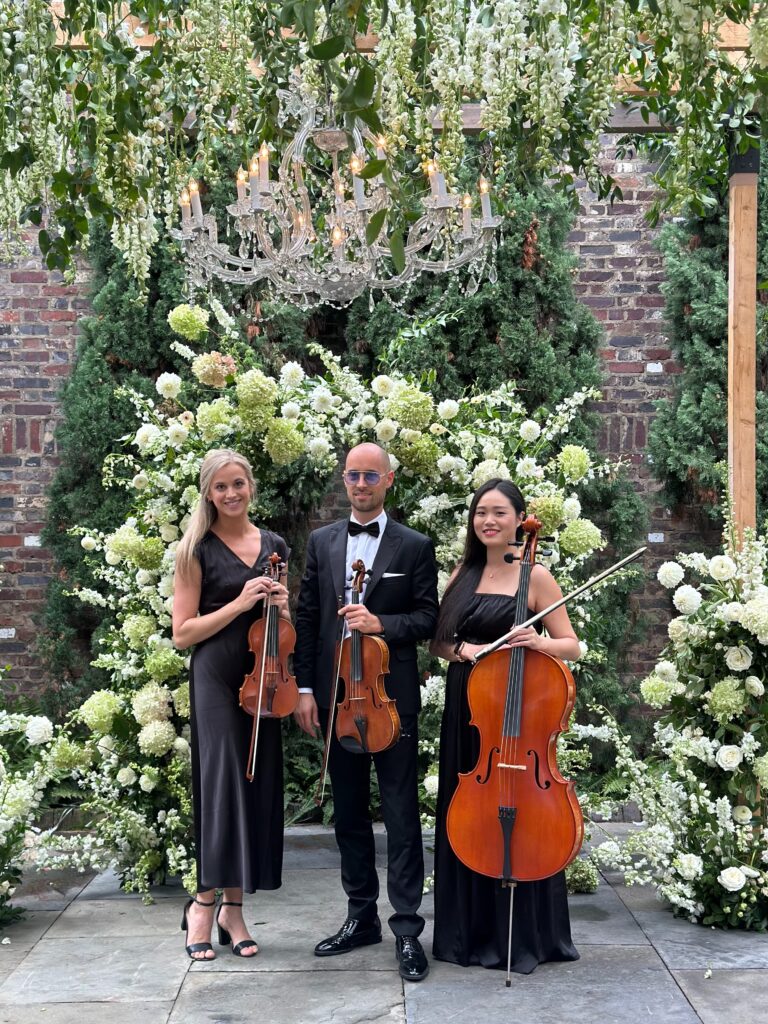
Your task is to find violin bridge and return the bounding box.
[498,763,527,770]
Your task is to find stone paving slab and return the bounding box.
[614,884,768,969]
[568,882,649,947]
[171,969,404,1024]
[45,899,182,939]
[404,946,701,1024]
[672,968,768,1024]
[10,867,93,912]
[0,1001,175,1024]
[0,911,59,952]
[0,935,188,1004]
[78,869,183,902]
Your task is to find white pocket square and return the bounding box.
[382,572,405,578]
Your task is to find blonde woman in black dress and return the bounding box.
[429,478,581,974]
[173,449,290,960]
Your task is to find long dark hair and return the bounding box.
[434,478,526,642]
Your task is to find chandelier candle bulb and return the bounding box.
[179,188,192,228]
[258,142,269,191]
[461,194,473,239]
[349,155,366,209]
[375,136,386,161]
[426,160,439,197]
[436,171,447,199]
[236,168,247,203]
[479,178,492,223]
[188,181,203,226]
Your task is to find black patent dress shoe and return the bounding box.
[314,917,382,957]
[396,935,429,981]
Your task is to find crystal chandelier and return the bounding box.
[172,81,502,309]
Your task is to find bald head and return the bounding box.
[343,443,395,521]
[346,442,391,474]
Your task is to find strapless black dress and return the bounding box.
[432,592,579,973]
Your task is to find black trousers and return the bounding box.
[319,707,425,937]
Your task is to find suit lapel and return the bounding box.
[329,521,349,607]
[364,520,402,604]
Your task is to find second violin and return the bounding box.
[239,552,298,780]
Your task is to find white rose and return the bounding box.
[667,617,688,644]
[96,735,116,758]
[657,562,685,589]
[518,419,541,443]
[675,853,703,880]
[105,549,121,565]
[437,455,457,474]
[167,423,189,448]
[717,866,747,892]
[709,555,737,582]
[155,373,182,400]
[24,716,53,746]
[360,414,376,430]
[725,646,753,672]
[134,424,162,451]
[673,585,702,616]
[745,676,765,697]
[132,472,150,490]
[136,569,154,586]
[116,766,137,786]
[371,374,395,397]
[80,535,97,551]
[718,602,743,623]
[376,418,397,442]
[715,745,743,771]
[160,524,179,543]
[173,737,190,757]
[139,774,157,793]
[732,805,753,825]
[437,399,460,421]
[655,660,679,683]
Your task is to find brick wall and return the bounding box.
[569,145,720,680]
[1,145,724,693]
[0,241,90,695]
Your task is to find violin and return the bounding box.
[239,552,298,780]
[334,559,400,755]
[446,516,583,884]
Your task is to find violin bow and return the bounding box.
[313,591,348,807]
[474,547,647,662]
[247,554,282,782]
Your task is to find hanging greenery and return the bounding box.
[0,2,766,282]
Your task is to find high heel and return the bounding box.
[181,894,216,960]
[216,900,259,957]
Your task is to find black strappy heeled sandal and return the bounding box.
[181,894,216,960]
[216,900,259,957]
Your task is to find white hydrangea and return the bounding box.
[673,585,702,616]
[155,373,182,400]
[657,562,685,589]
[709,555,737,582]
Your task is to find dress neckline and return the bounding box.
[208,529,264,570]
[474,590,519,599]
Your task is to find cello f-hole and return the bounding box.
[476,746,500,785]
[527,749,551,790]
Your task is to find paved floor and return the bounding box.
[0,827,767,1024]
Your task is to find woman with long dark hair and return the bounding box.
[430,478,581,973]
[173,449,290,961]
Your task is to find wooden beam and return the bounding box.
[727,156,759,539]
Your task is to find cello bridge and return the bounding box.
[497,763,527,770]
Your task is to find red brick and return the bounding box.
[39,310,78,322]
[9,271,46,283]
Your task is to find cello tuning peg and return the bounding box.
[507,540,524,547]
[541,536,555,543]
[538,549,554,558]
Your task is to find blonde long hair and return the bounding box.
[175,449,256,580]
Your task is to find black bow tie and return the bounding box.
[348,520,380,538]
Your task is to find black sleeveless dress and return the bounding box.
[189,528,288,893]
[432,592,579,973]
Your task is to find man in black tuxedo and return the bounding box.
[294,442,439,982]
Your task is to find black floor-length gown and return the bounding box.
[189,528,288,893]
[432,592,579,973]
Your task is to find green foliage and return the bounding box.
[648,149,768,522]
[39,225,190,718]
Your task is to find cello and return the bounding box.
[239,552,298,780]
[445,516,583,982]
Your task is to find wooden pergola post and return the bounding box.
[727,138,760,539]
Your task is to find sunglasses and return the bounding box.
[343,470,384,485]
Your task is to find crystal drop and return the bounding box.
[466,275,478,295]
[489,264,498,284]
[369,290,375,312]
